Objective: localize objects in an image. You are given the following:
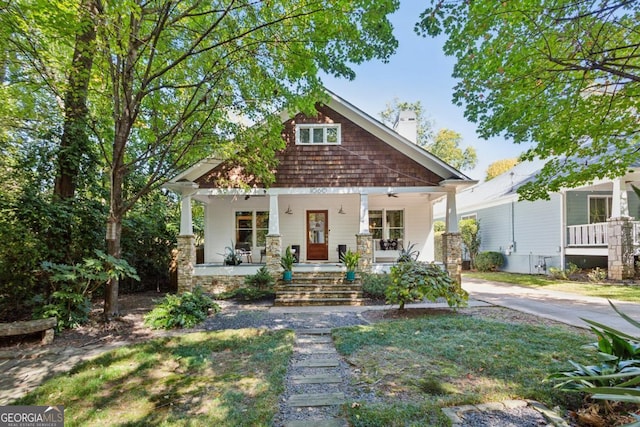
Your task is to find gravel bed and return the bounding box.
[202,310,368,331]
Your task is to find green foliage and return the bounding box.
[378,100,477,171]
[244,266,275,290]
[386,261,468,310]
[459,218,480,268]
[588,267,608,283]
[549,302,640,409]
[342,249,360,272]
[280,246,295,271]
[361,273,391,300]
[417,1,640,200]
[397,242,420,263]
[34,251,139,331]
[474,251,504,272]
[433,220,445,233]
[144,286,219,330]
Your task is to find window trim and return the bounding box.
[235,210,269,248]
[295,123,341,145]
[588,195,612,224]
[368,209,405,247]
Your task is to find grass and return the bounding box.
[14,329,294,427]
[333,313,593,426]
[465,271,640,302]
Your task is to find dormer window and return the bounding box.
[296,124,341,145]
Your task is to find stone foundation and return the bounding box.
[608,217,635,280]
[442,232,462,286]
[177,235,196,293]
[193,275,246,294]
[266,234,282,277]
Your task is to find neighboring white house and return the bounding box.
[434,159,640,279]
[166,90,476,293]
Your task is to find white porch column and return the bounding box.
[268,194,280,235]
[612,177,630,218]
[180,194,193,235]
[445,189,459,233]
[359,193,369,233]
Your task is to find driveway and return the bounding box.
[463,277,640,336]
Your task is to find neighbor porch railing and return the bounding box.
[566,222,608,246]
[567,221,640,247]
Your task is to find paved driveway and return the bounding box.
[463,277,640,336]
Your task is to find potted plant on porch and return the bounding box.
[342,249,360,282]
[280,246,295,282]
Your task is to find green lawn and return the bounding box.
[464,271,640,302]
[333,313,593,426]
[14,329,294,427]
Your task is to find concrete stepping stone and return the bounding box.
[284,419,345,427]
[296,336,333,344]
[291,373,343,384]
[294,358,340,368]
[288,392,345,407]
[298,328,333,335]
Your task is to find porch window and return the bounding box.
[588,196,612,223]
[235,211,269,247]
[296,124,341,145]
[369,209,404,247]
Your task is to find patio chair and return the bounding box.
[235,242,253,263]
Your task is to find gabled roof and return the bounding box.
[168,89,474,190]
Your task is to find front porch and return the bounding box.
[565,221,640,256]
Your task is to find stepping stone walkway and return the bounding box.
[276,328,349,427]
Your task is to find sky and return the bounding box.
[321,2,530,182]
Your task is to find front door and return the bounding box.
[307,210,328,260]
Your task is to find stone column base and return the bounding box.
[177,235,196,294]
[442,232,462,286]
[266,234,282,277]
[608,217,635,280]
[356,233,373,272]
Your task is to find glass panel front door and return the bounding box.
[307,210,328,260]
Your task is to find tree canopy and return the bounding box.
[2,0,400,318]
[416,0,640,200]
[485,158,520,182]
[379,98,477,171]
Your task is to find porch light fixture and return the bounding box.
[285,205,293,214]
[338,205,346,214]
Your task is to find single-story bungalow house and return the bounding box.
[166,90,476,297]
[434,159,640,280]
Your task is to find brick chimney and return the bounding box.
[393,110,417,144]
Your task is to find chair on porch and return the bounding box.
[235,242,253,263]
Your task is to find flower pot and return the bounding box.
[283,270,292,282]
[346,271,356,282]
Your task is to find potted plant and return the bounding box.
[280,246,295,282]
[219,241,242,266]
[342,249,360,281]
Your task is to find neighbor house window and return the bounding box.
[235,211,269,247]
[588,196,612,223]
[369,209,404,248]
[296,124,341,145]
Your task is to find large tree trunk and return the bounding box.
[54,0,97,200]
[104,213,122,320]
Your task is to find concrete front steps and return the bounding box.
[275,273,363,306]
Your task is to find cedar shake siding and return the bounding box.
[195,104,444,188]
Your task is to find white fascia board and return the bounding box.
[325,91,471,181]
[168,158,224,184]
[193,186,448,197]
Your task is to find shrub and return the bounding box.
[474,251,504,272]
[587,267,607,283]
[548,301,640,408]
[361,272,391,300]
[34,251,139,331]
[459,218,481,268]
[244,266,275,290]
[397,242,419,263]
[144,286,219,329]
[386,261,468,310]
